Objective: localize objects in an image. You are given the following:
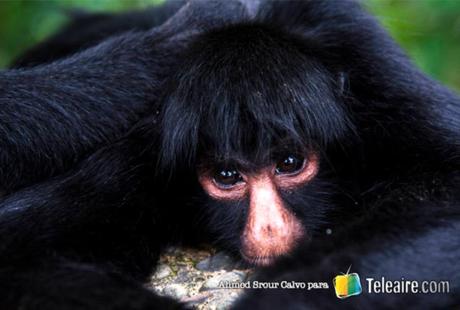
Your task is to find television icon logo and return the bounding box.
[333,269,362,299]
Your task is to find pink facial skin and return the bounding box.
[198,153,319,266]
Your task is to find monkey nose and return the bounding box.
[241,213,305,265]
[241,175,305,264]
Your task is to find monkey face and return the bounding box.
[198,152,322,266]
[157,23,353,267]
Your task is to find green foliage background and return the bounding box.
[0,0,459,90]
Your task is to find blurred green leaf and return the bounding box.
[0,0,163,67]
[366,0,460,90]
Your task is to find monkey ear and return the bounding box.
[337,72,348,96]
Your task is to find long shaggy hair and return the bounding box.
[158,23,354,172]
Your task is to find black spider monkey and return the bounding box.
[0,0,459,309]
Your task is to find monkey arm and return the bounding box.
[0,257,183,310]
[234,177,460,309]
[0,115,197,309]
[0,123,162,266]
[0,29,176,192]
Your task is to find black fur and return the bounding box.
[0,21,177,192]
[11,0,185,68]
[0,0,248,192]
[0,0,459,309]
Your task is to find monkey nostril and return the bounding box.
[261,225,278,239]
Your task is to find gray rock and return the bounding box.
[201,271,247,291]
[207,290,241,310]
[153,264,172,280]
[149,247,252,309]
[162,284,188,299]
[196,252,237,271]
[174,269,191,282]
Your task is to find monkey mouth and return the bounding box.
[240,251,279,266]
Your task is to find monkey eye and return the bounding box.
[275,155,305,175]
[213,167,243,188]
